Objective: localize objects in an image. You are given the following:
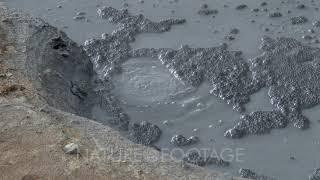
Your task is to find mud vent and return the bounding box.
[112,57,192,106]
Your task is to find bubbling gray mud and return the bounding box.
[132,45,258,112]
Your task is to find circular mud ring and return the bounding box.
[112,58,192,105]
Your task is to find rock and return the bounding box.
[129,121,161,145]
[63,143,79,154]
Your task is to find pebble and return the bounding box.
[162,120,169,125]
[236,4,248,10]
[269,12,282,18]
[230,28,240,34]
[63,143,79,154]
[73,16,85,20]
[261,2,268,6]
[76,12,86,16]
[296,4,306,9]
[302,35,313,40]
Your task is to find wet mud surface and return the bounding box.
[5,0,320,179]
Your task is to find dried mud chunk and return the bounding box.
[296,4,306,9]
[170,135,199,146]
[224,111,288,138]
[198,9,218,16]
[97,6,186,33]
[309,168,320,180]
[239,168,275,180]
[206,157,230,167]
[230,28,240,34]
[129,121,161,145]
[291,16,308,24]
[313,21,320,27]
[236,4,248,10]
[183,151,206,166]
[269,12,282,18]
[251,36,320,121]
[183,151,230,167]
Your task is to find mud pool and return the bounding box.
[5,0,320,179]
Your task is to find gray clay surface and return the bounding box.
[5,0,320,179]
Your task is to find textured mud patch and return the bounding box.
[224,111,287,138]
[132,45,259,112]
[251,37,320,125]
[239,168,275,180]
[183,151,230,167]
[84,7,185,78]
[309,169,320,180]
[129,121,162,145]
[225,36,320,138]
[170,134,199,146]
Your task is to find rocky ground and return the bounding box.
[0,7,233,180]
